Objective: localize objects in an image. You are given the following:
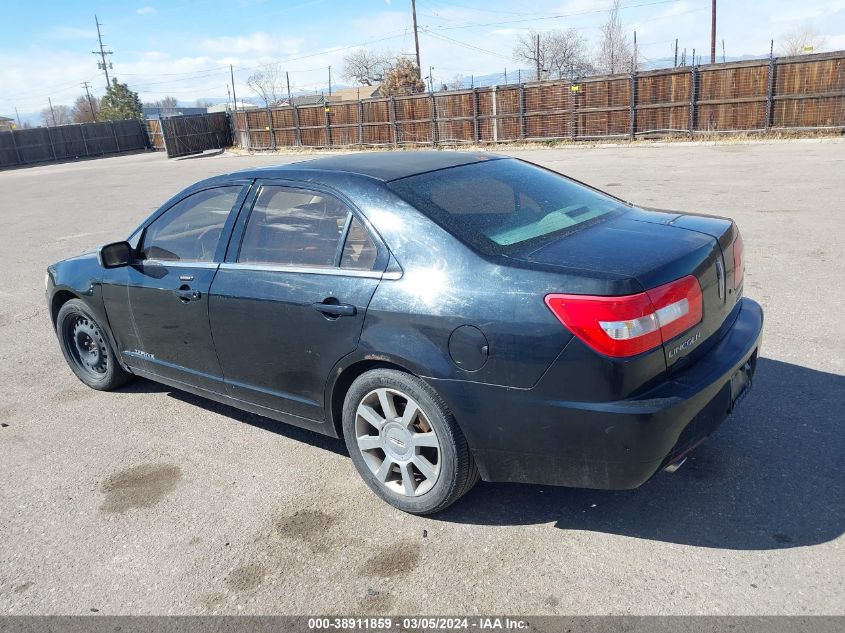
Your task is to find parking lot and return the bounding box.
[1,140,843,615]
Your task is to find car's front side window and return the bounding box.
[139,186,242,262]
[238,186,354,268]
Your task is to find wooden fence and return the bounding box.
[232,51,845,149]
[146,112,231,158]
[0,119,149,168]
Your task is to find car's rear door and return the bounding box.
[123,184,249,391]
[208,180,387,421]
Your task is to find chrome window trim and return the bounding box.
[219,262,401,280]
[136,260,220,269]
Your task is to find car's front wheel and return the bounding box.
[342,368,479,514]
[56,299,133,391]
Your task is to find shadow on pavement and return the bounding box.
[435,358,845,550]
[120,358,843,550]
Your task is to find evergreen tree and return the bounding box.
[99,79,143,121]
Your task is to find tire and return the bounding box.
[55,299,133,391]
[342,368,479,514]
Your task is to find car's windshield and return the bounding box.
[387,158,626,252]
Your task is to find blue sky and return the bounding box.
[2,0,844,122]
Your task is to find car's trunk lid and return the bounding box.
[507,207,739,370]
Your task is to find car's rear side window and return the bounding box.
[387,158,625,253]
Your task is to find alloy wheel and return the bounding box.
[354,388,441,497]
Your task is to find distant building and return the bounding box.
[0,115,15,132]
[327,85,382,102]
[207,101,259,114]
[143,105,208,119]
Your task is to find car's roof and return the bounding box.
[231,150,507,182]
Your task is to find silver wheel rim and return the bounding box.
[355,388,441,497]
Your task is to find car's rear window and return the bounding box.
[387,158,626,253]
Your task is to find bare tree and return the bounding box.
[381,57,425,96]
[247,63,287,106]
[446,74,466,90]
[514,29,592,81]
[40,104,72,127]
[342,49,393,86]
[513,30,547,80]
[779,25,827,56]
[547,29,594,79]
[594,0,635,74]
[71,94,100,123]
[158,96,179,116]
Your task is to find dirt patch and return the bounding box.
[13,581,34,594]
[275,509,340,554]
[99,463,182,513]
[359,541,421,578]
[225,563,266,592]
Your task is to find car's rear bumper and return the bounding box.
[427,297,764,489]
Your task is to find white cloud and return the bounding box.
[200,32,303,57]
[136,6,157,15]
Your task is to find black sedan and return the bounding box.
[47,151,763,514]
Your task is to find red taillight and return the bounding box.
[545,275,703,358]
[733,233,744,289]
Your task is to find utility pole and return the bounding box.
[230,64,239,116]
[92,15,113,91]
[286,71,292,103]
[48,97,57,126]
[633,31,638,70]
[411,0,421,77]
[328,66,332,96]
[226,84,232,111]
[428,66,434,93]
[674,38,679,67]
[82,81,96,121]
[14,107,21,127]
[710,0,717,64]
[722,39,726,64]
[535,33,541,80]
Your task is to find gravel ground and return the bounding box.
[0,140,843,615]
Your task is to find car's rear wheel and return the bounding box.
[342,368,479,514]
[56,299,132,391]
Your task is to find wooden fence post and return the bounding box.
[629,72,638,139]
[292,106,301,147]
[519,83,526,140]
[111,121,121,152]
[570,81,577,140]
[10,129,23,165]
[491,86,498,143]
[324,103,332,147]
[357,100,364,145]
[689,66,699,137]
[46,127,57,160]
[80,123,89,156]
[765,56,777,131]
[267,107,276,150]
[389,96,398,146]
[430,92,437,146]
[472,88,479,142]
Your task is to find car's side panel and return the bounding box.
[210,267,380,419]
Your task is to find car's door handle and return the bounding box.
[312,301,357,317]
[174,287,201,302]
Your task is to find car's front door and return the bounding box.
[124,184,248,391]
[209,182,387,422]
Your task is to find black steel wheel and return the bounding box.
[56,299,132,391]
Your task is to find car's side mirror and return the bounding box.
[99,241,133,268]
